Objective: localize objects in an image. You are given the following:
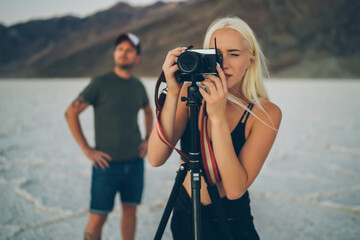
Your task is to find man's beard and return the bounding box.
[117,63,134,70]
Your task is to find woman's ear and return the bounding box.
[247,51,255,69]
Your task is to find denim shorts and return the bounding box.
[90,158,144,215]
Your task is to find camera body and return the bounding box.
[176,49,222,82]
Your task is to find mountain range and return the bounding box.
[0,0,359,78]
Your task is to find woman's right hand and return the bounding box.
[162,47,187,95]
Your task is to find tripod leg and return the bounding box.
[187,81,203,240]
[154,163,188,240]
[190,159,202,240]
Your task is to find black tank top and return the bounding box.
[180,103,254,156]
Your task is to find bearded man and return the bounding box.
[65,32,153,240]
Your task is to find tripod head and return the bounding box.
[181,78,203,107]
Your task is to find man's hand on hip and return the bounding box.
[138,139,148,158]
[84,147,111,169]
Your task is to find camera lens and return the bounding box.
[177,52,201,74]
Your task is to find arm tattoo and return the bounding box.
[72,96,87,109]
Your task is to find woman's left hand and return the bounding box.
[199,64,228,123]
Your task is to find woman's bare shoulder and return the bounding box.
[261,99,281,115]
[254,99,282,128]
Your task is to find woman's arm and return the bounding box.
[199,65,282,199]
[148,47,189,167]
[212,101,282,199]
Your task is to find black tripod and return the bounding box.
[154,80,233,240]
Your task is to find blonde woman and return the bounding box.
[148,16,282,239]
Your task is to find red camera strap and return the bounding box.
[154,72,221,186]
[199,102,221,185]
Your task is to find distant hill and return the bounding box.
[0,0,359,78]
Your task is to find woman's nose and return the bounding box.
[221,56,229,69]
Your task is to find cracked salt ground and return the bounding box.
[0,79,359,239]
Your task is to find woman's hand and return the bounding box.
[199,64,228,123]
[162,47,187,95]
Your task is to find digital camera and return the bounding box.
[176,48,223,82]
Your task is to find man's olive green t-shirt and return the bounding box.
[80,71,149,162]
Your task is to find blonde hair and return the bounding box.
[203,16,277,131]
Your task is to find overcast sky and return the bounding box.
[0,0,183,26]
